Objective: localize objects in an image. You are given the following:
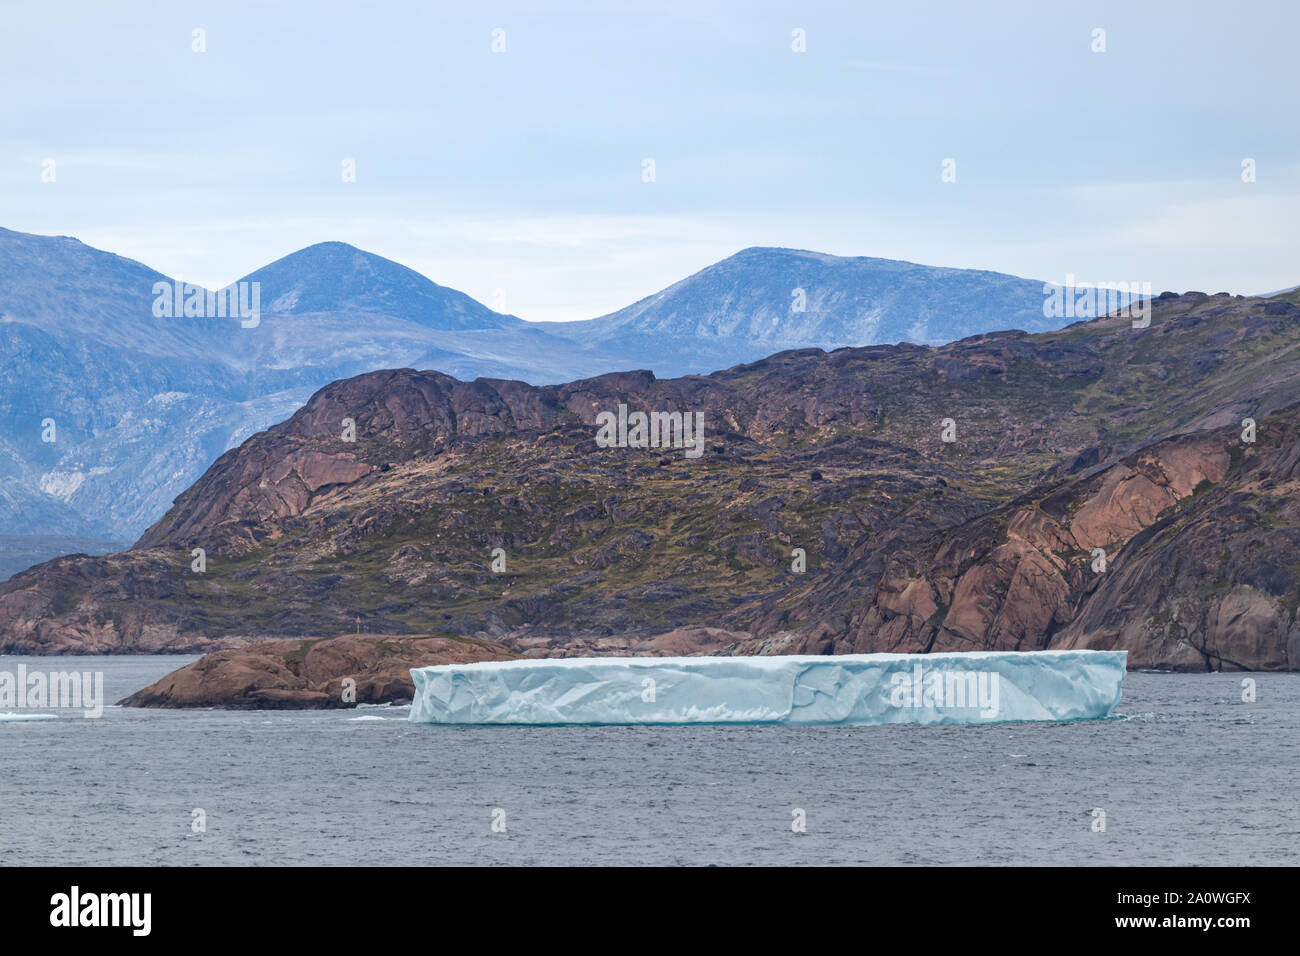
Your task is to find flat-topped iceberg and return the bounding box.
[409,650,1126,726]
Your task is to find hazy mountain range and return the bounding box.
[557,246,1081,372]
[2,226,1093,577]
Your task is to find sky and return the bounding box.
[3,0,1298,321]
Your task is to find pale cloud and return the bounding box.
[902,184,1300,297]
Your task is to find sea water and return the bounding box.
[0,655,1294,865]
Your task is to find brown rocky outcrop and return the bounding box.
[119,633,517,708]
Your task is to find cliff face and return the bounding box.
[3,291,1299,669]
[766,422,1300,670]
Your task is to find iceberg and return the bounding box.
[408,650,1126,726]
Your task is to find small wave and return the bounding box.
[0,712,57,722]
[1110,712,1176,722]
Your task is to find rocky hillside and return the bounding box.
[2,290,1298,670]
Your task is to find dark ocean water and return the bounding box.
[1,655,1296,865]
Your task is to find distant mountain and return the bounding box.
[1262,283,1300,297]
[0,228,241,544]
[0,228,1125,578]
[239,241,520,330]
[0,534,128,583]
[0,227,230,352]
[550,247,1082,374]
